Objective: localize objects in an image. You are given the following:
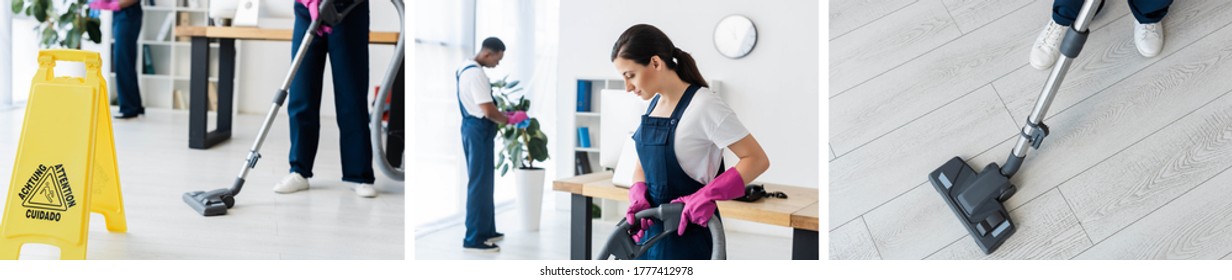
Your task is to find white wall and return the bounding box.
[236,0,402,117]
[554,0,819,237]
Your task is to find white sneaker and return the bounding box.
[1030,20,1069,70]
[273,173,309,194]
[1135,21,1164,57]
[352,183,377,198]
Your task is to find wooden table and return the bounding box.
[790,202,819,260]
[552,171,820,260]
[173,26,399,149]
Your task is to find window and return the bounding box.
[414,0,558,231]
[413,0,473,230]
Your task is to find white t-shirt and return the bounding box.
[455,60,492,118]
[644,87,749,184]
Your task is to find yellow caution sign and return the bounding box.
[0,50,127,259]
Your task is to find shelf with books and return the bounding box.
[130,1,235,111]
[572,78,622,176]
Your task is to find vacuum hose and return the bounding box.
[372,0,405,181]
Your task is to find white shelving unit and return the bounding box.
[573,77,623,176]
[109,0,234,111]
[571,77,722,176]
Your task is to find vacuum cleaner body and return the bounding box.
[595,203,726,260]
[930,157,1016,254]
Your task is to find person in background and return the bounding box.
[457,37,527,252]
[90,0,145,119]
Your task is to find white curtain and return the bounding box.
[2,6,11,107]
[8,14,42,106]
[412,0,471,230]
[524,0,559,204]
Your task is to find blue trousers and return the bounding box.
[461,116,498,247]
[113,4,143,115]
[288,1,375,184]
[1053,0,1173,26]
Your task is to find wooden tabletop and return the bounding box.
[553,171,820,229]
[791,202,819,231]
[551,171,617,194]
[174,26,399,45]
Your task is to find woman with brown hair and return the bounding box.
[611,24,770,260]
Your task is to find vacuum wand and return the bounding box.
[1001,0,1098,177]
[930,0,1098,254]
[182,0,334,216]
[234,14,326,192]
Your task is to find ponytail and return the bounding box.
[611,24,708,88]
[670,47,708,88]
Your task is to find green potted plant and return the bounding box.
[11,0,104,49]
[492,75,549,231]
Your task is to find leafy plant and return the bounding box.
[493,75,549,176]
[12,0,104,49]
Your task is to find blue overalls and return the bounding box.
[634,84,716,260]
[113,4,143,116]
[457,65,498,247]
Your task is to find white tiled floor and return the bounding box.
[0,107,404,259]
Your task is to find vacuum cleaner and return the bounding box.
[183,0,405,216]
[595,203,727,260]
[371,0,405,182]
[930,0,1099,254]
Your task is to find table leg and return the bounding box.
[570,194,593,260]
[189,38,235,149]
[792,228,819,260]
[189,36,209,149]
[216,38,235,137]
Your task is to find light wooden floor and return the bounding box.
[414,206,793,260]
[830,0,1232,259]
[0,107,404,259]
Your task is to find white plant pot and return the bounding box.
[514,168,546,231]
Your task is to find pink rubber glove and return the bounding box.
[670,167,746,235]
[505,111,528,125]
[89,0,120,11]
[626,181,653,242]
[632,220,654,243]
[297,0,333,35]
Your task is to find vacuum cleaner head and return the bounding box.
[183,188,235,216]
[930,156,1018,254]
